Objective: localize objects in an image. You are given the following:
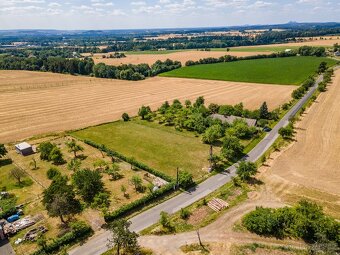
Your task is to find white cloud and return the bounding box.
[92,2,114,7]
[48,2,61,7]
[131,1,146,6]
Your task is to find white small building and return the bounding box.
[15,142,33,156]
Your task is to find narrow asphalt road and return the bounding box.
[69,75,323,255]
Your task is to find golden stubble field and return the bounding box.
[0,70,294,143]
[89,50,271,66]
[261,69,340,217]
[234,36,340,50]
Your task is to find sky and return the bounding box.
[0,0,339,30]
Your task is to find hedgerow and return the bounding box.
[104,182,175,222]
[82,139,174,183]
[31,221,93,255]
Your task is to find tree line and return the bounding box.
[0,55,94,75]
[0,54,181,81]
[93,59,181,81]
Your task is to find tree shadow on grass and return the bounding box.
[247,177,264,186]
[0,158,12,167]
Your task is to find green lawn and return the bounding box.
[0,160,33,191]
[72,120,211,180]
[160,56,337,85]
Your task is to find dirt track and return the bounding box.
[139,187,304,255]
[90,50,270,66]
[260,69,340,217]
[0,70,294,143]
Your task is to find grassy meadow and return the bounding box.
[160,56,337,85]
[72,120,211,180]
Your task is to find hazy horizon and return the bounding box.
[0,0,340,30]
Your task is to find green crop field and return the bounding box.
[72,120,211,180]
[160,56,337,85]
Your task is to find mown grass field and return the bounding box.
[72,120,211,180]
[160,56,337,85]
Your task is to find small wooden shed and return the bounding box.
[15,142,33,156]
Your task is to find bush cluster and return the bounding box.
[37,142,65,165]
[0,195,17,219]
[32,221,93,255]
[242,200,340,245]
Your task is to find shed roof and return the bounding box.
[210,114,257,127]
[15,142,32,150]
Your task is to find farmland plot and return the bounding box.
[0,71,294,143]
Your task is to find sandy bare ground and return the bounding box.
[259,69,340,217]
[90,50,271,66]
[139,187,304,255]
[0,70,294,143]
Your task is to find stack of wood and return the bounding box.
[208,198,229,212]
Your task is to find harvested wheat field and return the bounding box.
[0,70,294,143]
[90,50,271,66]
[234,36,340,51]
[261,69,340,217]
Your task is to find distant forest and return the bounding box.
[0,22,340,53]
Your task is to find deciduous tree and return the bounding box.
[236,161,258,181]
[43,176,81,223]
[9,168,26,185]
[72,169,105,203]
[65,139,84,158]
[107,219,140,255]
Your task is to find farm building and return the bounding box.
[15,142,33,156]
[210,114,257,127]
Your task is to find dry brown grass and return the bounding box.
[260,69,340,217]
[7,134,154,254]
[90,50,271,65]
[0,70,294,143]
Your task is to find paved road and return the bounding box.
[0,239,15,255]
[69,75,323,255]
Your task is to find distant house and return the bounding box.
[210,114,257,127]
[15,142,33,156]
[335,51,340,57]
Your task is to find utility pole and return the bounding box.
[176,167,179,189]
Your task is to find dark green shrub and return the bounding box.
[46,167,61,180]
